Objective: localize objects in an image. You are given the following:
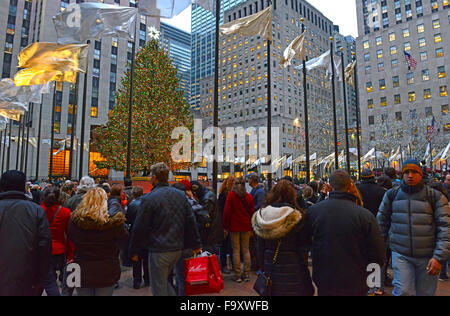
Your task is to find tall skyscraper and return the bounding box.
[356,0,450,159]
[0,0,159,180]
[160,22,192,104]
[196,0,336,179]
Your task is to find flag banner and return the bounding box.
[296,50,341,80]
[344,60,356,88]
[280,31,307,68]
[389,147,401,162]
[284,155,293,168]
[362,148,375,162]
[219,6,272,41]
[53,3,137,44]
[14,43,89,86]
[424,143,431,160]
[192,0,215,14]
[433,148,445,164]
[441,142,450,161]
[404,51,417,70]
[0,101,28,121]
[139,0,189,18]
[0,116,7,130]
[0,78,46,104]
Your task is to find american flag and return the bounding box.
[427,116,437,141]
[404,51,417,70]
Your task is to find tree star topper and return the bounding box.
[148,26,160,41]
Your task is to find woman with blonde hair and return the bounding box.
[68,187,128,296]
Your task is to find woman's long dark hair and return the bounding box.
[43,187,60,208]
[263,180,302,213]
[233,177,246,198]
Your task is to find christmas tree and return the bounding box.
[93,35,193,175]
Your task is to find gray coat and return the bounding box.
[377,181,449,263]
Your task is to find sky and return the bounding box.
[161,0,358,38]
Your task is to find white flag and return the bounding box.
[53,3,137,44]
[441,142,450,161]
[423,143,431,160]
[192,0,215,14]
[345,61,356,88]
[280,31,307,68]
[296,50,342,81]
[219,6,272,41]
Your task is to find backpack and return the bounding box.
[387,185,437,212]
[190,199,212,229]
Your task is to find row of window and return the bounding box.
[368,105,449,126]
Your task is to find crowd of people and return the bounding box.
[0,158,448,296]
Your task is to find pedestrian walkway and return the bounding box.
[113,266,450,296]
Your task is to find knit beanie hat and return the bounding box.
[0,170,26,193]
[361,169,375,179]
[402,159,423,176]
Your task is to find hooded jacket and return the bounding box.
[377,181,449,263]
[252,203,314,296]
[64,187,90,212]
[0,191,51,296]
[357,178,387,217]
[68,209,128,288]
[306,191,385,296]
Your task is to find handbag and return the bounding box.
[253,240,282,296]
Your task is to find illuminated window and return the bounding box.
[424,89,431,99]
[403,28,410,37]
[433,19,440,29]
[381,97,387,107]
[422,69,430,81]
[418,38,426,47]
[368,99,374,109]
[389,33,396,41]
[409,92,416,102]
[407,72,414,84]
[377,49,383,59]
[390,46,397,55]
[404,42,411,51]
[363,40,369,49]
[441,86,448,97]
[394,94,401,104]
[442,104,449,115]
[417,24,424,33]
[434,34,442,43]
[376,36,382,46]
[436,48,444,57]
[366,82,373,93]
[379,79,386,90]
[438,66,446,78]
[393,76,399,87]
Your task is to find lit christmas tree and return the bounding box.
[93,31,193,175]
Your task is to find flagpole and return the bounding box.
[20,110,28,172]
[79,40,91,181]
[267,2,273,191]
[63,139,67,179]
[429,140,433,172]
[36,101,43,181]
[330,37,339,170]
[301,18,310,184]
[340,47,351,174]
[69,74,79,180]
[125,20,138,183]
[6,121,11,170]
[0,131,3,174]
[24,103,32,177]
[212,0,221,194]
[15,114,23,170]
[352,52,362,179]
[49,82,57,181]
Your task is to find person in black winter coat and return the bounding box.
[306,170,385,296]
[128,163,202,296]
[0,171,52,296]
[191,180,224,251]
[356,169,387,218]
[252,180,314,296]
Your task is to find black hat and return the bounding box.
[0,170,26,193]
[361,169,375,179]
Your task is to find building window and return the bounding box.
[363,40,369,49]
[418,37,426,47]
[438,66,446,78]
[390,46,397,55]
[368,99,374,109]
[366,81,373,93]
[392,59,398,68]
[394,94,401,104]
[442,104,449,115]
[379,79,386,90]
[441,86,448,97]
[369,116,375,125]
[420,51,428,61]
[409,91,416,102]
[393,76,399,87]
[404,42,411,51]
[417,23,424,33]
[407,72,414,84]
[424,88,431,99]
[435,47,444,57]
[381,96,387,107]
[403,28,410,37]
[434,33,442,43]
[378,62,385,71]
[395,112,402,121]
[422,69,430,81]
[433,19,440,29]
[389,32,396,41]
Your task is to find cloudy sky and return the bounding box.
[161,0,358,38]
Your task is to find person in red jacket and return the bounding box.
[223,177,255,283]
[40,187,74,296]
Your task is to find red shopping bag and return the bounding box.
[184,253,224,296]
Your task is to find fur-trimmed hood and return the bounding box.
[70,209,126,231]
[252,205,302,240]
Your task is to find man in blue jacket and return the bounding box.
[377,159,449,296]
[248,173,266,211]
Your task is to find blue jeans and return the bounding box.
[149,250,182,296]
[175,258,185,296]
[391,252,438,296]
[76,286,114,296]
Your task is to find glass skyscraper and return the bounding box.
[191,0,245,110]
[160,22,192,104]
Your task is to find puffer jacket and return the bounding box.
[0,191,51,296]
[68,208,128,288]
[252,203,314,296]
[128,183,202,254]
[377,181,449,263]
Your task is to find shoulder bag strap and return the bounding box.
[266,240,282,277]
[49,206,62,225]
[239,195,253,218]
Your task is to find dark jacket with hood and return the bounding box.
[191,181,223,247]
[108,196,125,218]
[357,178,387,217]
[306,191,385,296]
[252,203,314,296]
[128,183,202,254]
[0,191,52,296]
[68,208,128,288]
[377,181,449,263]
